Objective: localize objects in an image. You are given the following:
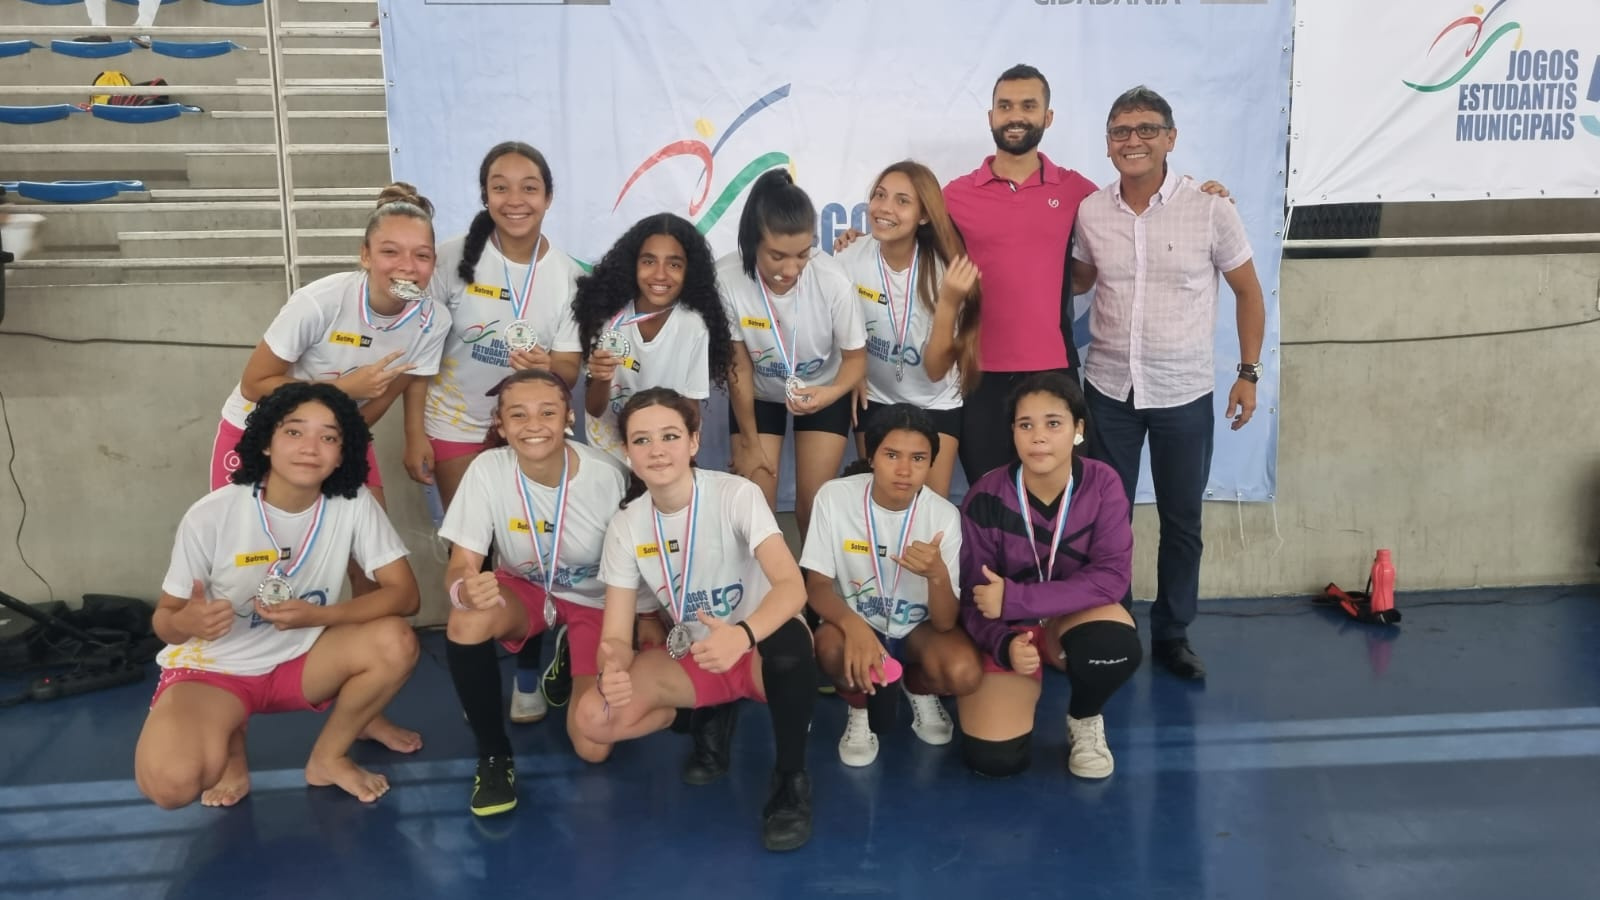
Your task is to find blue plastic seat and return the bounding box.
[0,105,81,125]
[51,39,135,59]
[89,103,200,124]
[149,40,241,59]
[0,41,41,59]
[0,181,147,203]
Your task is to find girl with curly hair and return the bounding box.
[834,161,982,497]
[137,383,421,810]
[572,213,732,464]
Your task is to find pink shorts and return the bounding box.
[493,573,605,678]
[980,623,1046,682]
[211,418,382,491]
[150,652,330,716]
[429,436,490,466]
[679,649,765,707]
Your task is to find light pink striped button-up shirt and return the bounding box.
[1073,169,1253,410]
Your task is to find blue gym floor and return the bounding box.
[2,586,1597,900]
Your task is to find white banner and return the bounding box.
[1289,0,1600,206]
[383,0,1290,505]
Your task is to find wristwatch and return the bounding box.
[1236,362,1263,383]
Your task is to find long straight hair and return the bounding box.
[868,160,982,395]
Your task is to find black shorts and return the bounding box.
[859,401,962,444]
[731,393,854,438]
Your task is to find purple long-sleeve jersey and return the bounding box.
[959,457,1134,662]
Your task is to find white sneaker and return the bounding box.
[509,684,548,724]
[1066,714,1114,779]
[905,684,954,745]
[837,707,879,767]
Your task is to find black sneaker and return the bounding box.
[680,702,739,785]
[541,625,572,708]
[761,770,813,851]
[470,755,517,817]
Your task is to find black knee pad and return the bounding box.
[757,617,815,676]
[961,732,1032,778]
[1061,620,1142,719]
[1060,620,1143,671]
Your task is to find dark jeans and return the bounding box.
[958,368,1075,486]
[1084,382,1213,642]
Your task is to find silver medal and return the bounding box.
[543,596,558,630]
[597,329,631,359]
[389,279,426,302]
[894,352,906,383]
[503,318,539,352]
[784,375,808,403]
[665,624,692,660]
[258,574,294,606]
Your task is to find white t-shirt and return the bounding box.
[438,442,643,611]
[584,302,711,462]
[798,473,962,640]
[599,470,780,641]
[423,235,583,443]
[219,270,452,428]
[834,236,963,410]
[158,484,409,676]
[717,251,864,403]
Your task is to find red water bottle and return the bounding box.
[1368,549,1396,614]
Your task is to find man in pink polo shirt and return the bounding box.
[1070,86,1266,681]
[942,64,1098,484]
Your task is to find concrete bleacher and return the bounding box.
[1,0,387,290]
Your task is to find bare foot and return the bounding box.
[201,737,250,808]
[359,714,422,753]
[305,755,390,803]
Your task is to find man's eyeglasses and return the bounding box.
[1106,123,1172,142]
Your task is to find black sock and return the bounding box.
[1062,620,1142,719]
[758,618,816,775]
[446,637,512,758]
[513,631,545,692]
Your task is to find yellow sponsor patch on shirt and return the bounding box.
[856,284,885,304]
[235,549,279,568]
[741,316,772,330]
[329,331,362,347]
[467,282,505,301]
[843,539,873,555]
[636,539,680,558]
[510,518,554,534]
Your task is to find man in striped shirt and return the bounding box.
[1069,86,1266,681]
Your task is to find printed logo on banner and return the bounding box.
[610,85,866,252]
[1402,1,1597,143]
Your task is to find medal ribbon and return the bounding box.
[754,275,798,379]
[651,473,700,624]
[491,233,540,321]
[863,482,919,631]
[876,244,920,366]
[516,446,571,594]
[254,487,327,581]
[1014,469,1073,582]
[360,275,431,333]
[608,304,668,334]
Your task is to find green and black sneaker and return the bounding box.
[541,625,573,708]
[470,755,517,817]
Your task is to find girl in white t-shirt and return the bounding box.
[722,169,866,540]
[574,212,733,464]
[799,403,981,768]
[400,144,583,725]
[211,183,450,506]
[404,141,583,503]
[436,369,663,817]
[833,161,982,497]
[137,383,421,810]
[574,388,818,853]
